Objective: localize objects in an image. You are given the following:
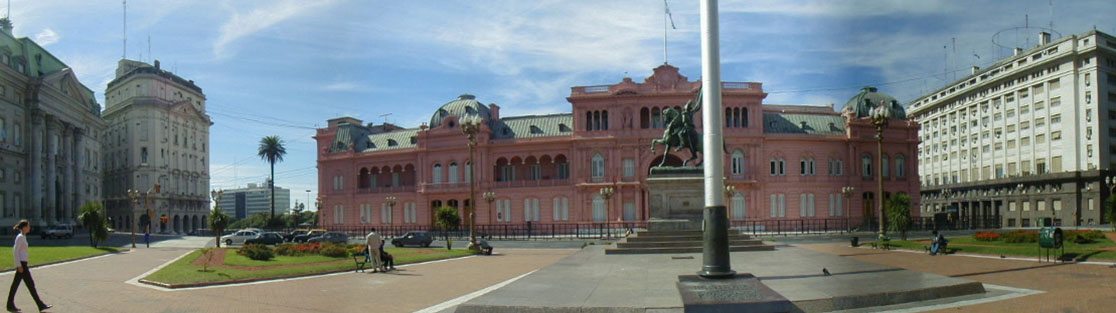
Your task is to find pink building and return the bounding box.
[315,65,920,231]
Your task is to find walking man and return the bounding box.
[365,228,382,273]
[7,220,51,312]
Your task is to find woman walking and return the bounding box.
[7,220,50,312]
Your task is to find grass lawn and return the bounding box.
[880,233,1116,261]
[144,247,475,286]
[0,246,120,271]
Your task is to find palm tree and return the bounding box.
[257,136,287,223]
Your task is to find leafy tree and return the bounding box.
[257,136,287,223]
[77,202,109,248]
[434,206,461,240]
[210,208,231,248]
[229,212,272,229]
[886,193,912,240]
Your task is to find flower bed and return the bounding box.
[1001,230,1038,243]
[972,231,1000,241]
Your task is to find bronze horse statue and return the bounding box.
[651,103,703,167]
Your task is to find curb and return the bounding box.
[140,253,478,289]
[0,248,129,274]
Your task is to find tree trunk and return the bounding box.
[270,162,276,224]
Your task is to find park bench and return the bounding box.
[352,255,368,273]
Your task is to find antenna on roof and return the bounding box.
[147,34,151,62]
[122,0,127,59]
[379,113,392,124]
[6,0,10,18]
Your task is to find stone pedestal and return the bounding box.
[677,274,795,313]
[646,167,705,231]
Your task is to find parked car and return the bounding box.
[220,230,260,246]
[244,232,285,246]
[307,232,349,245]
[292,229,328,243]
[391,231,433,247]
[41,225,74,239]
[284,229,309,242]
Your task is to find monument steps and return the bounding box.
[624,234,754,242]
[616,239,764,248]
[604,244,775,254]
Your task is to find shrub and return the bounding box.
[1065,230,1105,244]
[320,244,348,258]
[973,232,1001,241]
[275,243,322,256]
[1001,230,1039,243]
[237,244,275,261]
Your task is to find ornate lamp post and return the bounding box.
[127,183,161,248]
[461,115,483,250]
[599,187,615,221]
[385,196,397,225]
[127,190,141,248]
[869,103,891,237]
[841,186,855,233]
[723,185,736,218]
[483,192,497,225]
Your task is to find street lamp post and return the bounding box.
[461,115,483,250]
[723,185,736,219]
[127,184,161,248]
[599,187,615,237]
[483,192,497,225]
[841,186,855,233]
[869,103,891,237]
[385,196,397,225]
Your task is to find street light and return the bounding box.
[869,102,891,237]
[723,185,736,218]
[841,186,855,233]
[599,187,615,221]
[127,183,161,248]
[483,191,497,225]
[460,114,483,250]
[384,196,397,225]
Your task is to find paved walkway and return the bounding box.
[2,248,575,313]
[799,243,1116,313]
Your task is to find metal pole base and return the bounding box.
[700,205,735,278]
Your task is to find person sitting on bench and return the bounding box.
[479,235,494,255]
[379,249,395,271]
[930,231,949,255]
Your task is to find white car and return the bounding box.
[220,230,260,246]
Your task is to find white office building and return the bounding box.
[909,30,1116,228]
[217,181,291,219]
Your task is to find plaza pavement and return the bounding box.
[2,247,575,313]
[798,243,1116,313]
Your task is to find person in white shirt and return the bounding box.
[6,220,50,312]
[365,229,382,273]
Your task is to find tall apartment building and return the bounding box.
[909,30,1116,228]
[216,180,292,219]
[102,59,211,234]
[0,18,105,231]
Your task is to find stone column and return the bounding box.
[45,117,57,224]
[72,128,84,220]
[61,124,73,224]
[29,111,43,224]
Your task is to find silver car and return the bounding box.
[220,230,260,246]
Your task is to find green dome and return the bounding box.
[844,86,907,120]
[429,94,492,128]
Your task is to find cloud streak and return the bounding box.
[34,28,60,46]
[213,0,340,58]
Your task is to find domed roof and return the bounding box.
[429,94,492,128]
[844,86,907,120]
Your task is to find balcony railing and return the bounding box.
[423,182,468,190]
[491,179,571,189]
[356,185,416,194]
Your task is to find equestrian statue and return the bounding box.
[651,88,703,167]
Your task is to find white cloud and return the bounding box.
[322,81,360,92]
[722,0,953,17]
[213,0,339,58]
[34,28,60,46]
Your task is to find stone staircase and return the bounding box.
[605,229,775,255]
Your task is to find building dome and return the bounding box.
[844,86,907,120]
[428,94,492,128]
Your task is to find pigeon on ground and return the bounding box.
[823,268,831,276]
[1000,255,1006,258]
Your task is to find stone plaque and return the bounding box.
[676,274,795,313]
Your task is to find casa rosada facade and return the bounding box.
[315,65,921,230]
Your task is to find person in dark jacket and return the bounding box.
[7,220,51,312]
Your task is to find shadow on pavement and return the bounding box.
[950,262,1067,278]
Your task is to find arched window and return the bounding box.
[640,107,650,129]
[741,107,748,127]
[861,154,872,177]
[895,155,906,177]
[448,163,458,183]
[591,153,605,178]
[464,161,472,182]
[601,110,609,130]
[651,108,662,128]
[731,150,745,175]
[432,163,443,183]
[585,111,593,131]
[592,194,607,221]
[731,193,746,219]
[592,111,601,130]
[881,154,890,177]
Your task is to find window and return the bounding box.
[1052,131,1062,141]
[769,194,786,218]
[731,193,746,219]
[530,164,541,180]
[523,198,540,222]
[881,155,889,177]
[829,193,843,216]
[552,197,569,221]
[556,163,569,179]
[496,199,512,222]
[800,158,816,176]
[1050,114,1061,124]
[464,161,472,182]
[622,159,635,177]
[592,195,606,221]
[333,175,344,190]
[895,155,905,177]
[591,153,605,178]
[799,193,815,217]
[861,154,872,177]
[448,163,458,183]
[432,163,442,183]
[731,150,745,175]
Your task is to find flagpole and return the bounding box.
[663,0,669,64]
[699,0,733,278]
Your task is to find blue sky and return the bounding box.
[11,0,1116,211]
